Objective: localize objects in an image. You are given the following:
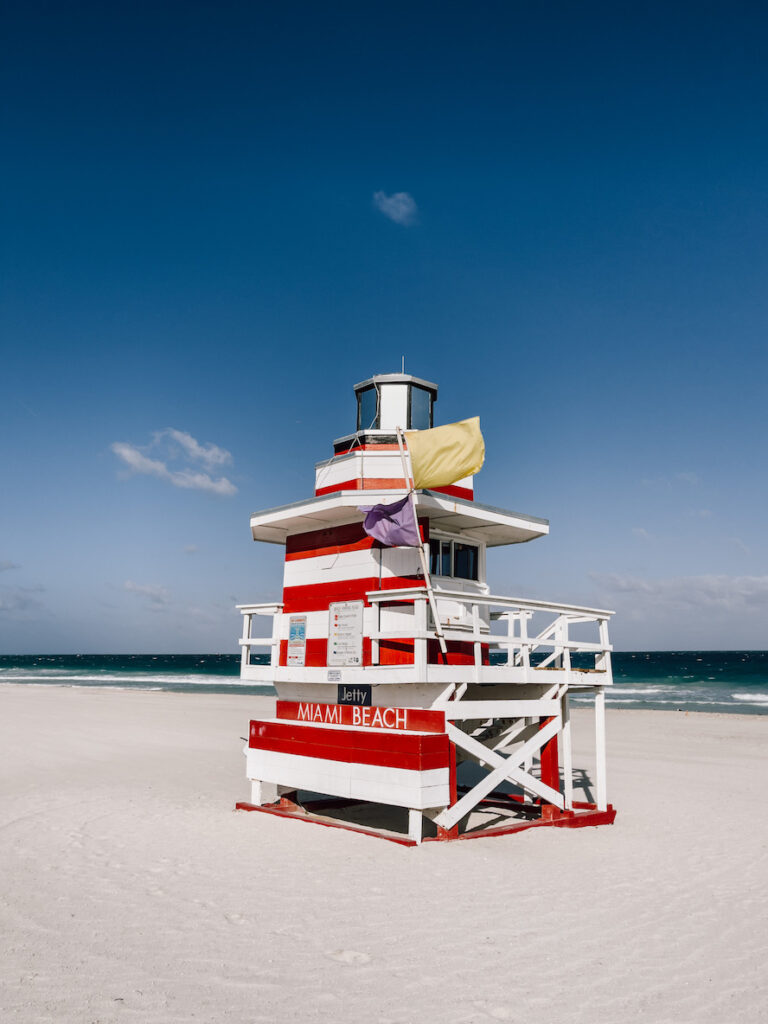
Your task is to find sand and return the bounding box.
[1,685,765,1024]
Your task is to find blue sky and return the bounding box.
[1,1,767,652]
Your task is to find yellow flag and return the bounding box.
[405,417,485,490]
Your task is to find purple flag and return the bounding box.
[359,494,421,547]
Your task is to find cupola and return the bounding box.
[354,374,438,433]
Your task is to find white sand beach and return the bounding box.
[1,685,765,1024]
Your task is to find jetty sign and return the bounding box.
[276,700,446,734]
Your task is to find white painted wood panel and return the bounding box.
[246,749,450,809]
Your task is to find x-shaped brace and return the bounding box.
[434,717,563,831]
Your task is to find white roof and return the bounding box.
[250,490,549,546]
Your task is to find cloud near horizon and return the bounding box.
[373,190,418,226]
[591,572,768,612]
[111,428,237,495]
[124,580,171,605]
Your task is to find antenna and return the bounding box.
[401,355,405,373]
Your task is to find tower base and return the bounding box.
[235,791,616,847]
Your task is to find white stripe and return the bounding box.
[283,546,422,588]
[315,451,473,491]
[246,749,449,809]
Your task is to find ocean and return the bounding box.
[0,651,767,714]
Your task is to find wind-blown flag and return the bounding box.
[405,416,485,490]
[359,494,421,547]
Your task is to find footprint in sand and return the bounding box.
[326,949,371,965]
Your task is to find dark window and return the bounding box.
[453,543,478,581]
[429,538,480,580]
[357,386,379,430]
[409,385,432,430]
[430,542,440,576]
[440,540,452,577]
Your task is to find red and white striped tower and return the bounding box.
[237,374,617,843]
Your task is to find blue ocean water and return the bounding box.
[0,652,766,714]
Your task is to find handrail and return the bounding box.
[236,602,284,613]
[237,589,613,682]
[365,586,614,619]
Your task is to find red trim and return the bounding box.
[284,520,428,561]
[248,719,450,770]
[235,800,617,845]
[437,739,459,841]
[286,522,374,560]
[316,477,411,496]
[316,480,474,499]
[332,444,403,455]
[431,484,474,500]
[538,716,561,818]
[235,801,415,846]
[276,701,446,733]
[282,576,425,614]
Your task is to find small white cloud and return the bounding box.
[184,545,198,555]
[591,572,768,612]
[157,429,232,470]
[124,580,170,606]
[0,560,21,572]
[632,527,651,540]
[373,190,418,226]
[111,429,237,496]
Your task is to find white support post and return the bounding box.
[250,780,279,806]
[597,617,612,681]
[472,602,481,683]
[371,600,380,666]
[561,618,572,675]
[408,808,423,844]
[562,690,573,810]
[595,687,607,811]
[414,594,428,677]
[519,611,531,670]
[241,612,252,673]
[270,610,281,668]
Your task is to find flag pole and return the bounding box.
[395,426,448,659]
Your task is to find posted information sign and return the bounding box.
[286,615,307,667]
[327,600,364,667]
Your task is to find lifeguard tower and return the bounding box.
[236,374,616,843]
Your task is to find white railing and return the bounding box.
[366,587,613,684]
[237,590,613,687]
[237,603,283,675]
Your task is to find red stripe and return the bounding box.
[431,484,474,500]
[333,444,403,455]
[315,477,408,496]
[286,522,368,556]
[282,576,425,614]
[315,481,473,499]
[285,518,428,561]
[248,719,450,770]
[276,701,446,733]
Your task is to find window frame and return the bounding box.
[356,385,380,431]
[427,533,484,583]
